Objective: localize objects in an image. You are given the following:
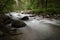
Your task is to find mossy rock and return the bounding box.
[12,20,26,28]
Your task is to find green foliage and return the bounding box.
[1,0,60,14]
[18,0,39,10]
[0,0,15,13]
[47,8,60,14]
[18,0,60,14]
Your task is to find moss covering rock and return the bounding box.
[11,20,26,28]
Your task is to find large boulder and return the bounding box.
[21,16,29,20]
[11,20,26,28]
[0,14,12,25]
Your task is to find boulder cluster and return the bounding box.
[0,14,26,36]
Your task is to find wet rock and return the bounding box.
[44,15,50,18]
[0,14,12,25]
[45,16,50,18]
[21,16,29,20]
[11,20,26,28]
[0,14,12,32]
[0,14,13,35]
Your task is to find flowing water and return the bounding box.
[1,12,60,40]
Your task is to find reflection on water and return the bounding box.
[1,13,60,40]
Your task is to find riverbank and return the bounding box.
[19,10,60,20]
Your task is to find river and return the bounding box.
[0,12,60,40]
